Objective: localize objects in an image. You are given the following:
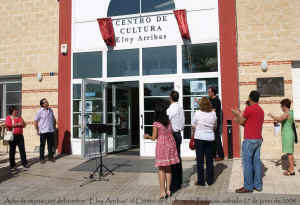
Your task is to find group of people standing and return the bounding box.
[144,88,224,199]
[5,98,56,170]
[232,91,296,194]
[4,89,296,196]
[145,88,297,197]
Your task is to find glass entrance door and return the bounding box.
[106,84,131,152]
[140,78,180,156]
[81,78,104,159]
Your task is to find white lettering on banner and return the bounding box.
[112,14,181,47]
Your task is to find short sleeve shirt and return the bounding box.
[153,122,173,137]
[166,102,185,132]
[5,116,23,135]
[243,104,264,139]
[34,108,55,134]
[192,110,217,141]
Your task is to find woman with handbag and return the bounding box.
[5,105,29,169]
[268,98,296,176]
[192,97,217,186]
[144,102,180,199]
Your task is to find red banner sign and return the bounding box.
[173,9,191,40]
[97,18,116,47]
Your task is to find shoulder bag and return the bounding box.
[292,122,298,144]
[4,117,14,142]
[291,111,298,144]
[189,134,195,150]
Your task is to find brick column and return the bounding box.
[58,0,72,154]
[218,0,240,158]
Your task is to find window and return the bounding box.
[107,0,140,17]
[107,49,139,77]
[0,77,22,119]
[73,52,102,79]
[182,43,218,73]
[182,78,218,139]
[72,83,104,139]
[142,0,175,13]
[72,84,81,138]
[142,46,177,75]
[143,82,173,135]
[107,0,175,17]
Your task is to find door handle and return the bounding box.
[141,114,144,130]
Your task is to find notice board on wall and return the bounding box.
[256,77,284,97]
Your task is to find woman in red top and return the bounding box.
[5,105,28,169]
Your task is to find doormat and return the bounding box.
[172,200,210,205]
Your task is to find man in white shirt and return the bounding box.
[167,90,185,193]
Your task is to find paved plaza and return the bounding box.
[0,151,300,205]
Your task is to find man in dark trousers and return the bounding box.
[208,87,224,161]
[167,90,185,193]
[34,98,56,163]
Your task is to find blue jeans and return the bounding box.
[242,139,263,191]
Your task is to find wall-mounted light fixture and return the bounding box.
[61,43,68,55]
[37,72,43,81]
[261,60,268,72]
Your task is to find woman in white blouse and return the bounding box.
[192,97,217,186]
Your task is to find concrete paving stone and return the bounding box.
[1,153,300,204]
[258,183,275,194]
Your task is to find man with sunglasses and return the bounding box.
[34,98,56,163]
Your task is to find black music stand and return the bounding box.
[80,124,114,187]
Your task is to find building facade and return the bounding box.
[0,0,299,159]
[236,0,300,159]
[0,0,59,152]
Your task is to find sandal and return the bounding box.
[166,190,172,198]
[283,170,295,176]
[159,193,166,200]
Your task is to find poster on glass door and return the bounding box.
[78,115,92,138]
[79,101,93,112]
[190,80,206,93]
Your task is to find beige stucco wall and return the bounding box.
[236,0,300,159]
[0,0,59,152]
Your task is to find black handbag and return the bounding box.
[292,122,298,144]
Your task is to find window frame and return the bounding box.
[142,45,177,76]
[107,0,176,17]
[182,42,219,74]
[141,0,176,14]
[73,51,103,79]
[0,77,22,120]
[107,48,140,78]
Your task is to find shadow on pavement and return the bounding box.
[262,163,268,177]
[214,162,228,181]
[0,166,23,183]
[182,164,196,189]
[70,157,157,173]
[270,154,290,171]
[0,153,70,184]
[181,161,229,189]
[0,157,9,164]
